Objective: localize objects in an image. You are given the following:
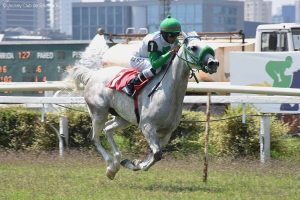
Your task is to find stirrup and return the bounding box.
[122,85,136,97]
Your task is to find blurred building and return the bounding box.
[281,5,295,23]
[52,0,81,36]
[72,0,244,40]
[272,15,284,23]
[0,0,50,31]
[296,0,300,23]
[72,1,132,40]
[244,0,272,23]
[243,21,262,38]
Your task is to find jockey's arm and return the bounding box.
[148,39,180,69]
[148,51,172,69]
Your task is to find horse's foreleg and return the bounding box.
[92,117,116,180]
[121,123,162,171]
[143,123,163,160]
[121,150,162,171]
[136,132,173,170]
[103,117,129,176]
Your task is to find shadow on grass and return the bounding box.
[122,182,224,193]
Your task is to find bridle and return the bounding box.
[176,35,206,83]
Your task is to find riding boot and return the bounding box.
[122,72,147,96]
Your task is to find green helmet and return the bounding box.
[160,15,181,33]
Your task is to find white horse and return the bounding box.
[72,32,219,180]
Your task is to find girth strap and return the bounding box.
[133,95,140,123]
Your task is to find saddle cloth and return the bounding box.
[106,68,149,95]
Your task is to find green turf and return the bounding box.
[0,151,299,200]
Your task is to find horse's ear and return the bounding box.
[181,32,188,39]
[182,32,188,45]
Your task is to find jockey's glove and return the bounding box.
[170,45,181,55]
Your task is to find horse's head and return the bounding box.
[178,31,219,74]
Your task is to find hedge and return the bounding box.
[0,106,289,157]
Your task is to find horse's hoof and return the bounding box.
[120,159,140,171]
[106,168,116,180]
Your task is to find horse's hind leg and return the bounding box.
[103,116,129,178]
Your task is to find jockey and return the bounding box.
[122,15,181,96]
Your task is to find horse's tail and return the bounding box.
[72,34,109,85]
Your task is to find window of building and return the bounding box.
[107,26,114,33]
[171,4,203,32]
[6,10,33,15]
[228,7,237,15]
[170,5,176,16]
[73,26,81,40]
[90,7,97,26]
[98,7,105,26]
[73,7,81,26]
[123,6,131,26]
[186,5,194,23]
[183,25,193,31]
[176,5,185,23]
[226,17,236,25]
[213,6,222,15]
[147,5,158,24]
[115,6,123,26]
[194,5,202,23]
[90,26,97,38]
[82,7,89,26]
[7,15,34,20]
[213,16,224,25]
[81,25,89,40]
[8,20,34,26]
[148,25,158,33]
[107,6,114,25]
[115,26,123,34]
[194,25,202,32]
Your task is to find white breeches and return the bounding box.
[130,56,156,79]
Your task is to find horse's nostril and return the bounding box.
[191,46,198,52]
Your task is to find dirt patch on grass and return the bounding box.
[0,150,299,177]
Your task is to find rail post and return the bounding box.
[203,92,211,182]
[59,116,69,157]
[260,114,271,163]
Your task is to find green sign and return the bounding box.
[0,41,89,95]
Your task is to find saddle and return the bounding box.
[106,68,151,123]
[106,68,149,96]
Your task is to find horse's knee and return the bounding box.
[153,150,163,161]
[114,152,121,161]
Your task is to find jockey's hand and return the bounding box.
[169,45,181,55]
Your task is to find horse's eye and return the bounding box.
[190,46,198,52]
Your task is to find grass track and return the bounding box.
[0,151,299,200]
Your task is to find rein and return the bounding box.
[176,51,199,83]
[148,53,176,97]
